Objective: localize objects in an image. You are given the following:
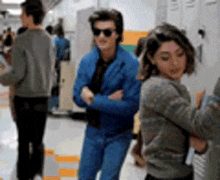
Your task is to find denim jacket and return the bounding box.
[73,45,141,132]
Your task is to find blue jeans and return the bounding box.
[78,125,133,180]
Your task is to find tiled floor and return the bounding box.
[0,108,146,180]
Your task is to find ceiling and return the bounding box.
[0,0,62,19]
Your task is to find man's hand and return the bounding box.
[108,90,123,101]
[81,86,94,105]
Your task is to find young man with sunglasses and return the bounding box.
[74,9,141,180]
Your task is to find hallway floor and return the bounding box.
[0,108,146,180]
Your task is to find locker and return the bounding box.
[166,0,182,28]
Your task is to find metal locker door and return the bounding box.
[181,0,204,98]
[155,0,182,29]
[193,1,220,180]
[155,0,168,26]
[193,95,220,180]
[166,0,183,27]
[198,0,220,95]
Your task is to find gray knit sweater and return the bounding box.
[139,76,220,179]
[0,29,56,97]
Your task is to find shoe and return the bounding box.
[33,175,42,180]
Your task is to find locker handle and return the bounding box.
[62,79,65,83]
[198,29,205,39]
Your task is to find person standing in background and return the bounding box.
[74,9,141,180]
[2,29,7,40]
[51,25,70,107]
[3,27,13,50]
[131,36,148,168]
[53,25,70,61]
[0,1,56,180]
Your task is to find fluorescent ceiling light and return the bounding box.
[2,0,25,3]
[7,9,21,15]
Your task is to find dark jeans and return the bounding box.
[13,96,49,180]
[145,173,193,180]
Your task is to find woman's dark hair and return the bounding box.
[137,23,195,81]
[134,36,148,57]
[20,1,45,25]
[88,9,123,44]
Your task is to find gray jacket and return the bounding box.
[139,76,220,179]
[0,29,56,97]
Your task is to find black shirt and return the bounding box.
[89,56,114,94]
[87,55,115,128]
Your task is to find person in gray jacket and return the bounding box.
[0,1,55,180]
[138,23,220,180]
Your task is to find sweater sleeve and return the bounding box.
[0,38,26,86]
[143,81,220,140]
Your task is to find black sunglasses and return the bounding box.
[93,28,116,37]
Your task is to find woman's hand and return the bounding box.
[81,86,94,105]
[196,89,205,109]
[108,90,123,101]
[189,135,208,154]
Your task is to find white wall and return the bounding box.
[44,0,97,31]
[44,0,157,32]
[0,19,21,34]
[108,0,157,31]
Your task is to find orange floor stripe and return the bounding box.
[55,155,80,163]
[43,177,60,180]
[45,149,55,156]
[59,169,78,177]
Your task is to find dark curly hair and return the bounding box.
[137,23,195,81]
[134,36,148,57]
